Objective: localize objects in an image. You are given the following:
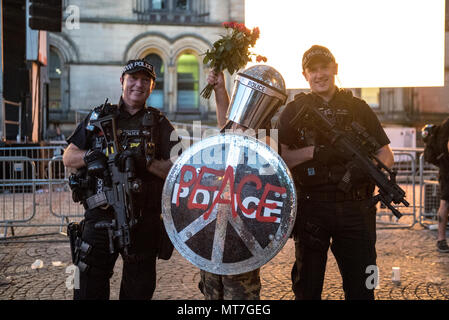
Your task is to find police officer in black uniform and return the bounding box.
[63,59,179,300]
[277,45,394,300]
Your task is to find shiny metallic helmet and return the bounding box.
[227,64,287,130]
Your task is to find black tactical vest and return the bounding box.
[84,101,163,207]
[291,90,356,190]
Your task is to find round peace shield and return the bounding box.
[161,133,296,275]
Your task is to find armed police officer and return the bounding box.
[63,59,179,300]
[277,45,394,300]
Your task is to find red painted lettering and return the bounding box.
[203,166,237,220]
[175,165,287,224]
[236,174,262,215]
[176,165,197,207]
[188,166,223,210]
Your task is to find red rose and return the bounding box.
[200,22,265,99]
[256,55,267,63]
[252,27,260,39]
[222,21,237,29]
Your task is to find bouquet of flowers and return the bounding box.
[200,22,267,99]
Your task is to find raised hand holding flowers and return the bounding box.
[201,22,267,99]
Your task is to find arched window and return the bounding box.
[177,53,199,110]
[49,48,62,109]
[144,53,164,109]
[151,0,167,10]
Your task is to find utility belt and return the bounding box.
[293,161,348,187]
[299,184,374,202]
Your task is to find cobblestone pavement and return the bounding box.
[1,223,449,300]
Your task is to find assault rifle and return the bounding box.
[89,101,157,255]
[290,104,409,219]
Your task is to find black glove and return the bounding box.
[114,147,147,173]
[84,150,108,178]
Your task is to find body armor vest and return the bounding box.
[81,102,162,207]
[291,91,357,190]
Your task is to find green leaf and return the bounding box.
[225,41,234,51]
[231,54,240,67]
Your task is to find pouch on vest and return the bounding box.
[292,161,330,187]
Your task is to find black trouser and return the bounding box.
[438,171,449,201]
[74,209,158,300]
[291,198,377,300]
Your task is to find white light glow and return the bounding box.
[245,0,446,89]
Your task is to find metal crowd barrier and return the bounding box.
[0,145,84,241]
[0,143,440,241]
[0,156,36,224]
[375,147,445,230]
[418,153,441,229]
[375,148,419,229]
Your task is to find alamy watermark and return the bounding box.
[168,121,280,168]
[65,5,80,30]
[365,265,380,290]
[65,264,80,290]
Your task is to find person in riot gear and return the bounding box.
[63,59,180,300]
[277,45,394,300]
[197,67,285,300]
[197,70,261,300]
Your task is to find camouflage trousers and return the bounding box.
[199,269,261,300]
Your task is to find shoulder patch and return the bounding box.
[86,109,100,131]
[292,92,316,107]
[86,100,118,131]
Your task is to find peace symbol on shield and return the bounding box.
[161,133,296,275]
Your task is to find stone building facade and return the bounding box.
[49,0,449,141]
[49,0,244,132]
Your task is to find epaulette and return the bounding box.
[293,92,308,101]
[335,88,354,100]
[146,105,163,115]
[291,92,316,107]
[145,106,165,123]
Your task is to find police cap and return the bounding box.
[122,59,156,80]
